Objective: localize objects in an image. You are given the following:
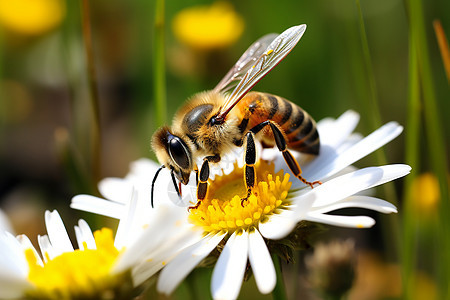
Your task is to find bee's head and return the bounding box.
[152,126,193,185]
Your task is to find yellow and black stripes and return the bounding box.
[236,92,320,155]
[250,120,321,189]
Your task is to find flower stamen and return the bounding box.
[189,161,292,234]
[25,228,124,299]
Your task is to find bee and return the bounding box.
[151,24,320,209]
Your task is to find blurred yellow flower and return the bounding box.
[0,0,65,36]
[172,1,244,50]
[410,172,440,216]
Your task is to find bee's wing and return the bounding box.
[215,24,307,120]
[213,33,278,94]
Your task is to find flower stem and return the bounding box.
[80,0,102,185]
[401,22,420,300]
[355,0,400,260]
[354,0,399,206]
[406,0,450,298]
[153,0,167,127]
[355,0,382,131]
[272,255,288,300]
[185,268,211,300]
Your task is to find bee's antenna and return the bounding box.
[151,165,165,208]
[170,170,182,198]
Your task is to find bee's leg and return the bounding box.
[194,167,199,186]
[205,154,221,163]
[242,132,257,206]
[234,105,254,147]
[251,121,321,188]
[189,160,210,210]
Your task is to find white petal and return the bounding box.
[311,195,397,214]
[113,204,190,273]
[132,189,154,227]
[98,177,132,203]
[258,210,299,240]
[365,164,412,190]
[248,230,276,294]
[334,133,363,155]
[114,187,139,249]
[74,219,96,250]
[166,172,197,207]
[37,235,54,262]
[289,165,411,209]
[45,210,73,255]
[157,232,226,295]
[318,110,360,148]
[292,165,357,193]
[303,122,403,182]
[132,227,204,286]
[128,158,161,179]
[305,212,376,228]
[71,195,124,219]
[16,235,43,266]
[0,232,29,277]
[212,231,249,300]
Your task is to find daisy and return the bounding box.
[71,110,410,300]
[71,159,204,287]
[0,204,195,299]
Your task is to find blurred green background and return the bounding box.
[0,0,448,299]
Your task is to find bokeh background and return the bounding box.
[0,0,448,299]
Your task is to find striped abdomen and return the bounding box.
[235,92,320,155]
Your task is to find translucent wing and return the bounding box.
[215,24,307,121]
[214,33,278,94]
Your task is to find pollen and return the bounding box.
[25,228,123,299]
[188,160,292,234]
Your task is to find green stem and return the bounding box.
[406,0,450,297]
[355,0,400,260]
[401,22,420,300]
[80,0,102,185]
[355,0,382,130]
[186,268,212,300]
[272,255,288,300]
[355,0,399,203]
[153,0,167,127]
[59,0,94,194]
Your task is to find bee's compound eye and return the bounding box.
[168,137,190,170]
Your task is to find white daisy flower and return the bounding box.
[0,205,194,299]
[70,159,203,287]
[71,110,410,300]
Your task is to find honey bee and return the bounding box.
[151,24,320,208]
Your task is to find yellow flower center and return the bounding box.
[25,228,124,299]
[189,161,292,234]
